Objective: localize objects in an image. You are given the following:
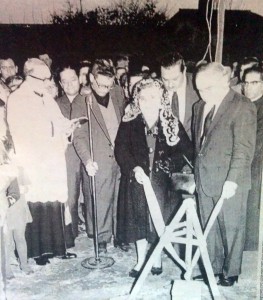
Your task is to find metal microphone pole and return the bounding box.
[81,95,114,269]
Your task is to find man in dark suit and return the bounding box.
[243,66,263,250]
[160,52,199,140]
[56,67,85,240]
[193,62,257,286]
[71,59,125,253]
[160,52,199,220]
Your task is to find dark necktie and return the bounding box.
[201,105,215,145]
[171,91,179,118]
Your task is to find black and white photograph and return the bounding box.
[0,0,262,299]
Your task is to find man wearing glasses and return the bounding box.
[71,59,125,254]
[7,58,78,265]
[243,66,263,251]
[0,58,18,103]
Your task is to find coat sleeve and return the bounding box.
[255,102,263,158]
[114,121,138,176]
[6,178,20,201]
[0,105,6,141]
[71,98,91,166]
[226,100,257,184]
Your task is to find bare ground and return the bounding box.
[6,232,259,300]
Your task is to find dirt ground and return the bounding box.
[6,231,259,300]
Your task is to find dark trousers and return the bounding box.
[65,145,82,239]
[197,185,248,277]
[82,160,120,243]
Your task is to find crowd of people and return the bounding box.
[0,51,262,298]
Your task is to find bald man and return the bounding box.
[193,62,257,286]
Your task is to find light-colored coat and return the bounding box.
[7,81,70,203]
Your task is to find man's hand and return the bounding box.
[221,181,238,200]
[86,159,98,176]
[133,166,147,185]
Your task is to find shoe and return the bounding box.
[60,252,77,259]
[20,264,34,275]
[129,269,140,278]
[98,242,107,254]
[193,273,222,284]
[114,239,130,252]
[34,256,50,265]
[151,266,163,276]
[6,270,15,280]
[217,275,238,286]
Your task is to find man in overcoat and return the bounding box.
[193,62,257,286]
[243,66,263,250]
[71,59,125,253]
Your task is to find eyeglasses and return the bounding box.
[243,81,263,86]
[28,74,52,82]
[94,76,113,90]
[0,65,15,71]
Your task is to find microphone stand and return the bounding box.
[81,95,114,269]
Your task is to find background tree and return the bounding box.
[51,0,167,27]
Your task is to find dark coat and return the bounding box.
[70,85,125,242]
[114,114,193,243]
[245,95,263,250]
[56,94,84,238]
[171,73,199,140]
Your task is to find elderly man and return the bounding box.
[193,62,256,286]
[160,52,199,140]
[7,58,78,265]
[0,58,18,104]
[243,66,263,250]
[71,59,125,253]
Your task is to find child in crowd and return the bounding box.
[0,141,33,279]
[0,141,19,296]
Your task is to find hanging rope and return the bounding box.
[201,0,214,62]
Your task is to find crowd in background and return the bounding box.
[0,51,262,298]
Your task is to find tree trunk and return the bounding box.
[215,0,225,63]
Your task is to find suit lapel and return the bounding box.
[202,89,234,146]
[110,88,121,123]
[184,74,198,127]
[195,100,205,153]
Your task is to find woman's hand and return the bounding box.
[133,166,147,184]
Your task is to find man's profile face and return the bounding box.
[79,66,89,86]
[90,74,114,97]
[0,59,17,81]
[161,64,184,92]
[60,69,80,97]
[116,68,126,80]
[244,72,263,101]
